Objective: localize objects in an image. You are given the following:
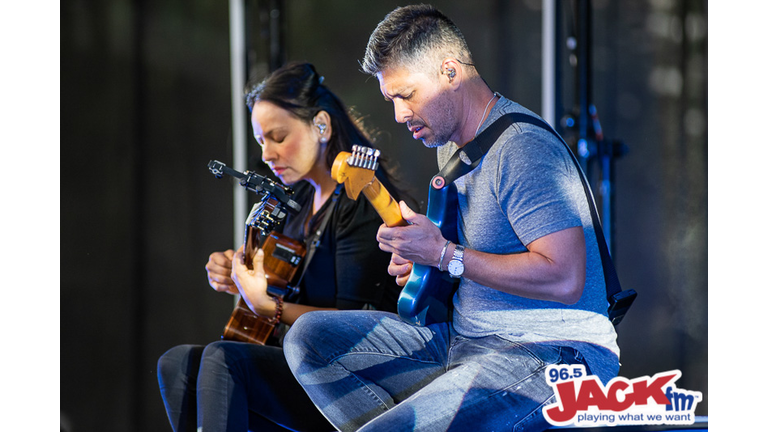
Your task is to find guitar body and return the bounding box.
[222,297,278,345]
[332,147,459,327]
[397,182,460,326]
[222,201,306,344]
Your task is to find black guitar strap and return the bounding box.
[290,184,344,294]
[436,112,517,183]
[438,112,636,326]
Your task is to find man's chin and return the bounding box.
[418,134,446,148]
[421,138,446,149]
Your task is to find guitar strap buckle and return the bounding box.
[431,175,447,190]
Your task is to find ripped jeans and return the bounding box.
[283,310,590,432]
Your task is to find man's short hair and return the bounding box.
[361,4,473,77]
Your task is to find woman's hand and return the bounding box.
[231,245,272,316]
[205,249,238,295]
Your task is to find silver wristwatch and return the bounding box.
[447,244,465,278]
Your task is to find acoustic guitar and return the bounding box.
[331,145,459,326]
[208,160,306,345]
[221,194,306,344]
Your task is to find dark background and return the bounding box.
[58,1,711,430]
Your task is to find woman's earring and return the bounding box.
[317,123,328,143]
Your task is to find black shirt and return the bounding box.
[279,180,401,313]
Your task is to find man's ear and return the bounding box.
[440,58,461,86]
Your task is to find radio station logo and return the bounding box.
[543,365,702,427]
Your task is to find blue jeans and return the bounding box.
[284,310,588,432]
[157,341,333,432]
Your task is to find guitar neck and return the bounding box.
[361,177,408,227]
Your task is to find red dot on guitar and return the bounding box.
[432,176,445,189]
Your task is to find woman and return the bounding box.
[157,62,411,432]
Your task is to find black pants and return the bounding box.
[157,341,333,431]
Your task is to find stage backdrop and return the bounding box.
[62,1,707,430]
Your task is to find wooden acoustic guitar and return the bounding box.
[331,145,459,326]
[221,194,306,344]
[208,160,305,344]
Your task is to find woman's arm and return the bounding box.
[230,247,337,326]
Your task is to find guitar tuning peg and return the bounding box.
[372,149,381,171]
[353,149,361,166]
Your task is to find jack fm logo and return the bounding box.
[543,365,703,427]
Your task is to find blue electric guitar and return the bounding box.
[397,175,459,325]
[332,146,458,326]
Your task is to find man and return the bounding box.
[283,5,620,431]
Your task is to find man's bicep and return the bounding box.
[526,226,585,267]
[526,226,587,303]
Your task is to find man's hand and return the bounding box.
[388,253,413,287]
[205,249,238,295]
[377,201,445,269]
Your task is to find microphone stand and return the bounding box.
[562,0,627,255]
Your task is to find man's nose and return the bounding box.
[393,99,411,124]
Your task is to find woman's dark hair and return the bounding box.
[245,62,372,171]
[245,62,412,204]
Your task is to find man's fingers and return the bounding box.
[387,257,412,276]
[390,253,411,265]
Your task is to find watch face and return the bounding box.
[448,260,464,276]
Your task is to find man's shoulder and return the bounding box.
[489,96,538,119]
[487,98,563,154]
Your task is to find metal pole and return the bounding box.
[542,0,556,126]
[576,0,592,171]
[229,0,247,249]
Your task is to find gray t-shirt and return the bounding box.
[437,96,620,382]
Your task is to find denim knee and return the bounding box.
[283,311,324,371]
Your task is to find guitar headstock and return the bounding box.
[331,145,381,199]
[245,194,287,237]
[242,194,289,267]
